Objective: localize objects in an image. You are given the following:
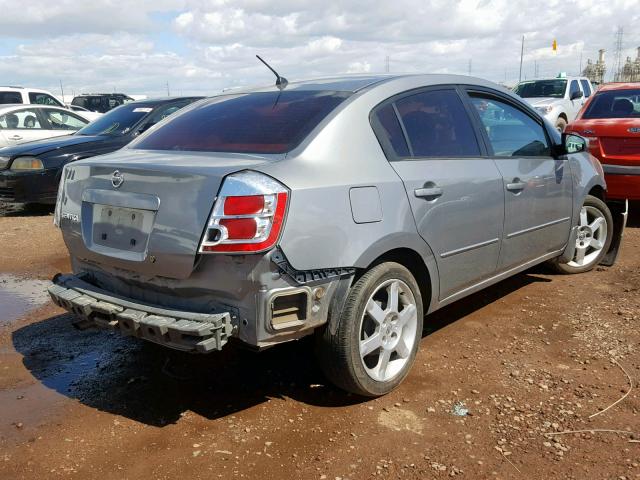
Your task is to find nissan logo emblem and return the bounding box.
[628,127,640,134]
[111,170,124,189]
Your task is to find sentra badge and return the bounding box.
[61,212,79,222]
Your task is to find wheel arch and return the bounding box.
[356,246,436,315]
[588,184,606,201]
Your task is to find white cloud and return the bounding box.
[0,0,639,97]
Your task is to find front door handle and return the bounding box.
[506,179,526,192]
[414,186,443,198]
[9,135,23,140]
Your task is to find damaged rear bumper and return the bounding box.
[48,274,233,353]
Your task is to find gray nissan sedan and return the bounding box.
[49,74,626,396]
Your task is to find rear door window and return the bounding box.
[470,95,550,157]
[0,92,23,104]
[394,90,481,157]
[0,109,43,129]
[133,91,351,154]
[580,80,592,98]
[371,103,410,157]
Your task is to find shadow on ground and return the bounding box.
[12,270,551,427]
[0,203,54,217]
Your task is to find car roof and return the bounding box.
[0,86,53,92]
[224,73,509,95]
[597,82,640,92]
[0,104,71,114]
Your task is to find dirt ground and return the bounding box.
[0,202,639,480]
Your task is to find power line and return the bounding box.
[613,26,624,81]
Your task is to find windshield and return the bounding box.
[76,104,151,136]
[513,80,567,98]
[132,90,351,154]
[582,89,640,119]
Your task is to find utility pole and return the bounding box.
[385,56,390,73]
[59,80,65,102]
[579,50,583,75]
[468,58,472,76]
[166,81,171,96]
[518,35,525,83]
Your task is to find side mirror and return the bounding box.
[560,133,587,155]
[570,90,584,100]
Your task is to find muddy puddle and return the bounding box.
[0,276,51,326]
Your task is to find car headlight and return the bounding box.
[0,156,9,170]
[10,156,44,171]
[535,105,554,114]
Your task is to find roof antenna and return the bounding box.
[256,55,288,90]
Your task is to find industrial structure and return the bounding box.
[617,47,640,82]
[582,49,607,85]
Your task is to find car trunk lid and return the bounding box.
[571,118,640,164]
[59,149,276,279]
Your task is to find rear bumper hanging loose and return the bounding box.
[48,274,233,353]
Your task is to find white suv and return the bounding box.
[0,86,65,108]
[513,76,594,132]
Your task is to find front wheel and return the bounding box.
[316,262,423,397]
[555,117,568,133]
[551,195,613,274]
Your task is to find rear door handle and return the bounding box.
[9,135,23,140]
[506,179,526,192]
[414,186,443,198]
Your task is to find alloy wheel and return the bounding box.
[568,205,608,267]
[358,279,418,382]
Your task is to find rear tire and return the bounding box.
[316,262,423,397]
[550,195,613,274]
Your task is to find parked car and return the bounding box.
[0,97,202,205]
[66,104,103,122]
[513,76,594,132]
[566,82,640,200]
[48,75,624,397]
[0,104,89,147]
[0,86,65,107]
[71,93,134,113]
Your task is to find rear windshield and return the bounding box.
[513,80,567,98]
[582,89,640,119]
[76,103,151,136]
[132,90,351,154]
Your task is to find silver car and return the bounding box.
[49,74,625,396]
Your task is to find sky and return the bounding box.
[1,0,639,99]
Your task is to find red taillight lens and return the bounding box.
[199,171,289,254]
[219,218,258,239]
[223,195,264,215]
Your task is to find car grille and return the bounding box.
[600,137,640,158]
[0,186,15,199]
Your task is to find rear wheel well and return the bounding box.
[558,113,568,122]
[358,248,432,313]
[588,185,605,201]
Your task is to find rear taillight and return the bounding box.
[199,171,289,254]
[585,137,600,152]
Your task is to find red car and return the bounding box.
[566,82,640,200]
